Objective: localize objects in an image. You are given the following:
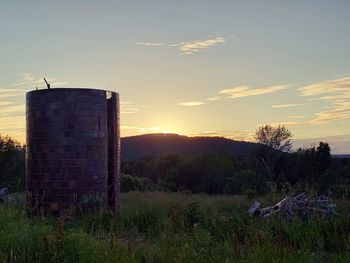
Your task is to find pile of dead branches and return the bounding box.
[248,193,336,220]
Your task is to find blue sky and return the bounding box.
[1,1,350,153]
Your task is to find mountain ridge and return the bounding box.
[121,133,259,160]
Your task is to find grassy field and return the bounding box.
[0,191,350,262]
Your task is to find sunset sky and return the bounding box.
[1,1,350,153]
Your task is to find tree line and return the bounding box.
[0,125,349,197]
[121,125,350,197]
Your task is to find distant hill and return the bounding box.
[121,133,259,160]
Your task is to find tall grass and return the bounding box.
[0,192,349,262]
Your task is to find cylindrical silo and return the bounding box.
[26,88,120,216]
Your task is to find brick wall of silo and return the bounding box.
[107,92,121,212]
[26,88,115,216]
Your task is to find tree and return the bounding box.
[255,125,292,152]
[0,135,25,190]
[316,142,331,175]
[255,125,293,179]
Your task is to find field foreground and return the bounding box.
[0,192,350,262]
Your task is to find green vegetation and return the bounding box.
[0,135,24,192]
[0,191,350,262]
[1,131,350,262]
[1,130,350,198]
[122,146,350,197]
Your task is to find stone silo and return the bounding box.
[26,88,120,216]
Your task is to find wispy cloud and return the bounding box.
[299,76,350,97]
[168,41,191,47]
[219,85,288,99]
[299,76,350,124]
[222,130,256,141]
[0,73,67,142]
[0,104,25,116]
[270,121,304,127]
[135,35,227,55]
[171,36,225,55]
[272,103,301,108]
[176,84,288,109]
[120,101,134,105]
[189,129,255,141]
[8,72,67,89]
[206,96,220,101]
[121,108,140,114]
[140,127,161,132]
[177,101,205,106]
[120,125,141,130]
[189,131,220,136]
[309,101,350,124]
[121,125,164,134]
[134,42,164,46]
[0,101,14,106]
[0,73,67,97]
[289,115,307,119]
[0,89,23,98]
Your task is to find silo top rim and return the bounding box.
[26,87,119,95]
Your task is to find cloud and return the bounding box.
[120,125,141,130]
[140,127,161,132]
[176,84,288,109]
[189,131,220,136]
[0,72,67,142]
[168,41,191,47]
[0,104,25,116]
[9,73,36,87]
[206,96,220,101]
[289,115,307,119]
[177,101,205,106]
[189,129,256,141]
[299,76,350,97]
[121,107,140,114]
[299,76,350,124]
[8,72,67,89]
[121,125,160,132]
[272,103,301,108]
[270,121,305,127]
[134,42,164,46]
[0,101,13,106]
[120,101,134,105]
[171,36,225,55]
[223,130,256,141]
[0,89,23,98]
[309,101,350,124]
[219,85,288,99]
[135,35,227,55]
[121,125,166,135]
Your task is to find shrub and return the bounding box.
[120,174,154,193]
[183,201,204,229]
[224,170,268,196]
[330,185,350,198]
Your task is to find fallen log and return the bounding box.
[248,193,336,220]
